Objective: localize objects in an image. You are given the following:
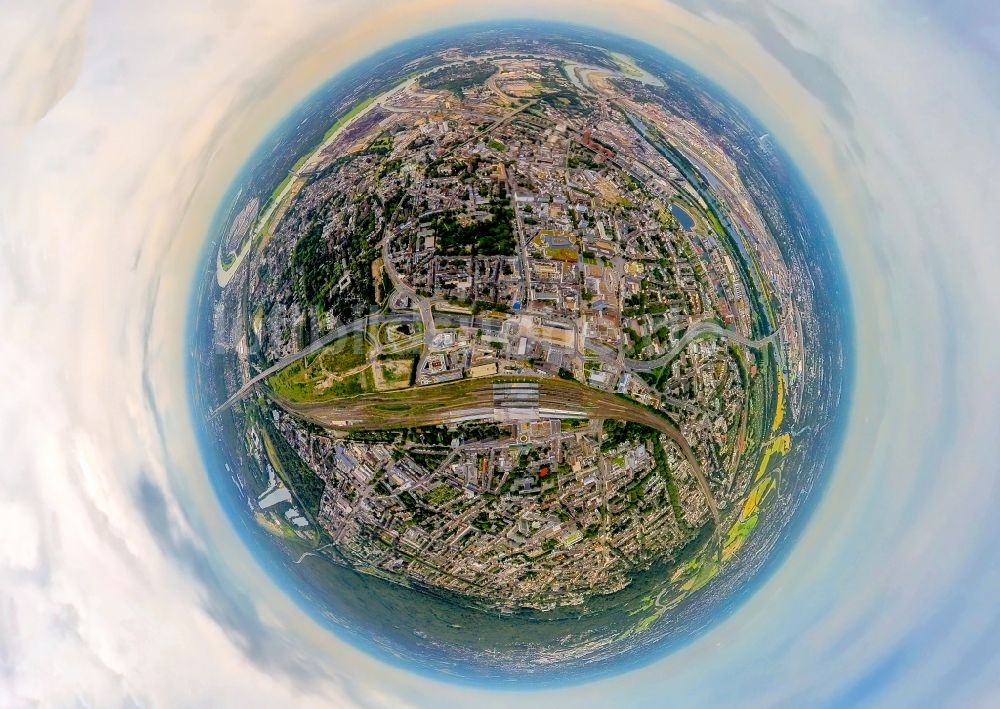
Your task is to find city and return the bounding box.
[210,45,808,612]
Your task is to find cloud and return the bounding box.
[0,0,90,151]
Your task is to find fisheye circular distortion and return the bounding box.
[188,23,851,684]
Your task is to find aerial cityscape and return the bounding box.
[191,26,847,679]
[14,0,1000,702]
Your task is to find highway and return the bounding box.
[537,378,722,527]
[211,308,505,416]
[380,230,439,375]
[444,99,538,158]
[624,320,780,372]
[210,312,419,415]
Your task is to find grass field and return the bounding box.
[425,484,460,506]
[381,358,414,384]
[545,246,579,262]
[323,95,377,143]
[268,334,373,403]
[771,369,785,432]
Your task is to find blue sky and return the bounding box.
[1,0,999,706]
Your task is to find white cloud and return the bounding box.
[1,0,998,705]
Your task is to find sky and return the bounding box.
[1,0,999,706]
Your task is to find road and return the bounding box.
[444,99,537,158]
[537,378,722,527]
[625,320,780,372]
[211,306,507,416]
[278,375,721,526]
[215,76,425,289]
[506,169,532,306]
[210,312,420,415]
[486,76,515,106]
[380,232,438,370]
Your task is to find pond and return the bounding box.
[670,204,695,230]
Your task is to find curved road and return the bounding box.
[625,320,780,373]
[380,235,437,371]
[211,307,507,416]
[280,375,722,526]
[211,312,420,416]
